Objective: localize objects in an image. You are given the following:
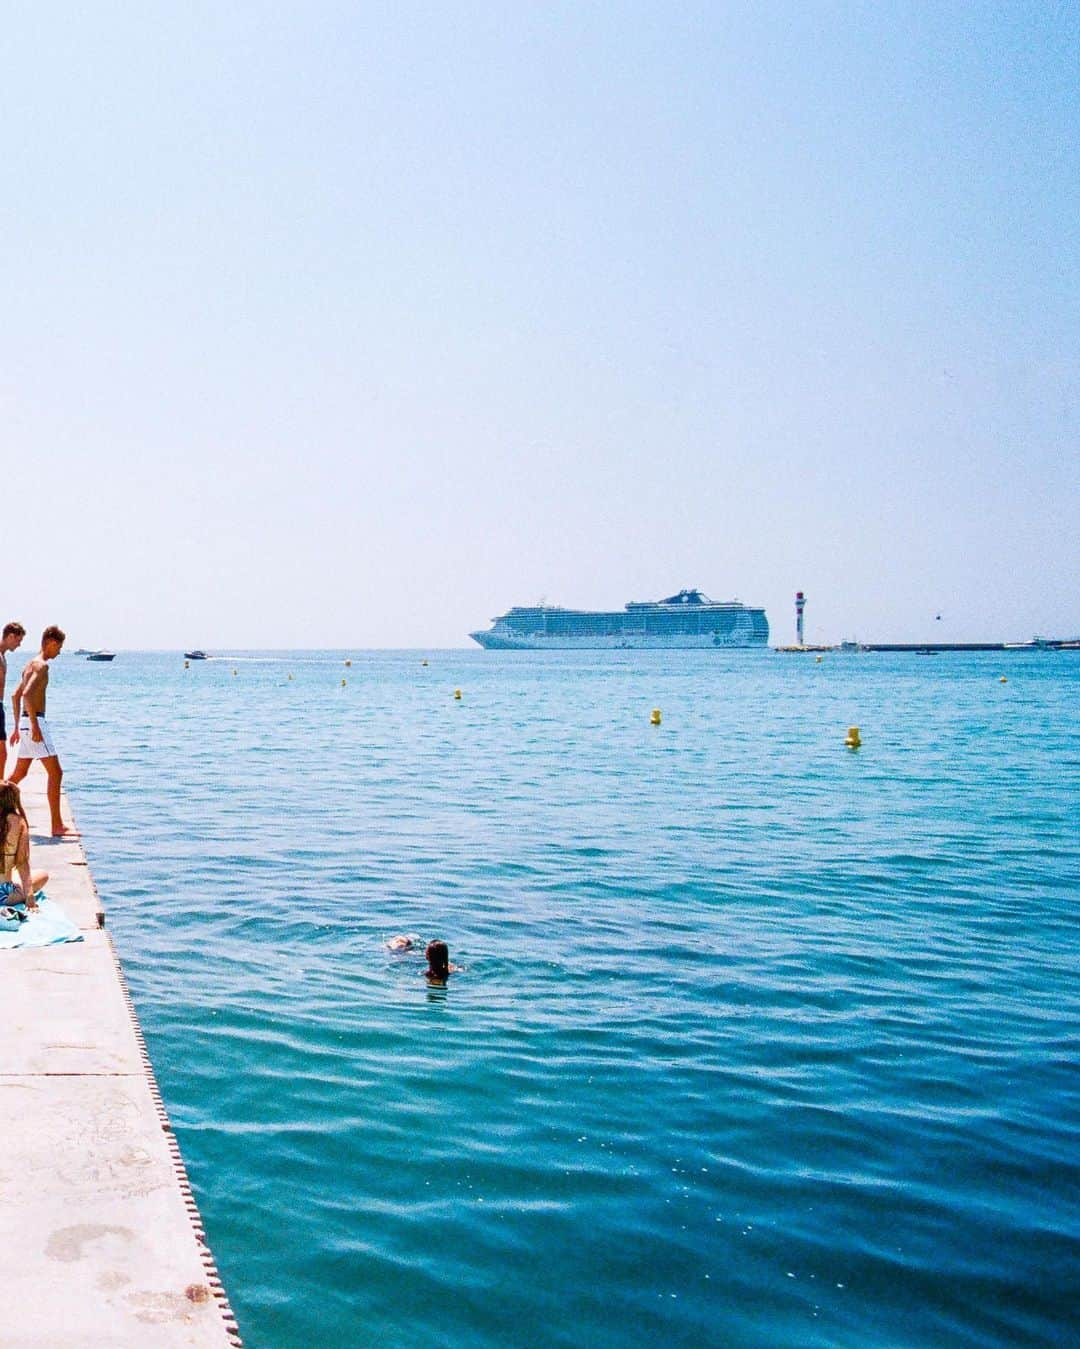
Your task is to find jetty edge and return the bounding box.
[1,775,242,1347]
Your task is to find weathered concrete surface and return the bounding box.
[0,774,240,1347]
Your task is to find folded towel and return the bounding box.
[0,892,83,949]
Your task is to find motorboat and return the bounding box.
[184,650,208,660]
[87,650,116,662]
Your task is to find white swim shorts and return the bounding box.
[16,715,58,759]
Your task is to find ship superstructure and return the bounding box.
[470,589,769,650]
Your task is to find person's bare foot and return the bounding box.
[50,825,80,839]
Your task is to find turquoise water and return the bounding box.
[56,650,1078,1347]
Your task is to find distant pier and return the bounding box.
[775,640,1078,654]
[861,642,1009,653]
[775,591,1079,653]
[1,778,241,1347]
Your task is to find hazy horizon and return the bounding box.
[3,3,1076,649]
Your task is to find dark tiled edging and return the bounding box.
[108,940,244,1347]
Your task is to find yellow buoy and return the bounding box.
[454,688,462,700]
[232,669,238,676]
[341,678,347,687]
[816,655,823,664]
[650,708,662,726]
[345,659,352,667]
[1000,676,1007,683]
[845,725,861,749]
[421,660,429,667]
[184,660,189,669]
[288,673,294,680]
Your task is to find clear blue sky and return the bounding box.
[2,2,1076,646]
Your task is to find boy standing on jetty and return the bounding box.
[8,625,75,838]
[0,621,26,779]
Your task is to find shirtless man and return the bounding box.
[8,626,74,837]
[0,622,26,779]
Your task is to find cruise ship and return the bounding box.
[470,589,769,650]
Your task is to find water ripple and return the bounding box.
[57,649,1080,1348]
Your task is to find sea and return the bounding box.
[55,648,1078,1348]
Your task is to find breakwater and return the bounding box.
[779,640,1079,653]
[865,642,1026,652]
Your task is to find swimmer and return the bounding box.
[386,933,421,952]
[424,940,462,985]
[0,780,48,911]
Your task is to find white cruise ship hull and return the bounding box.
[470,590,769,649]
[471,630,768,649]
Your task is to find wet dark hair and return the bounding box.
[425,940,449,978]
[2,622,25,639]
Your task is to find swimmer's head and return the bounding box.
[386,934,418,952]
[425,940,450,979]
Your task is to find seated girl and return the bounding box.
[0,781,48,911]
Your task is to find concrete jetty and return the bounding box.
[1,775,242,1347]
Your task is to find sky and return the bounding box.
[2,1,1077,648]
